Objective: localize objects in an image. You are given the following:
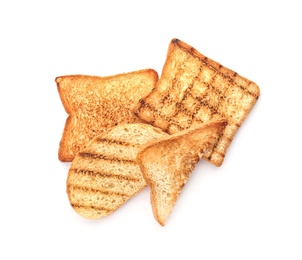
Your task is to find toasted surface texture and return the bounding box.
[66,123,168,220]
[137,119,227,226]
[57,69,158,162]
[133,39,260,166]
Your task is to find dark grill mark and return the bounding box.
[71,204,110,213]
[95,138,139,147]
[78,152,136,164]
[70,168,140,182]
[69,184,128,197]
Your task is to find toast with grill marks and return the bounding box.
[136,119,227,226]
[56,69,158,162]
[66,123,168,220]
[133,39,260,166]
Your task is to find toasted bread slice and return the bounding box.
[137,119,227,226]
[66,123,168,220]
[133,39,260,166]
[56,69,158,162]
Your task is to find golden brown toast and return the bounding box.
[66,123,168,220]
[56,69,158,162]
[133,39,260,166]
[137,119,227,226]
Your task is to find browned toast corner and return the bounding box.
[133,39,260,166]
[56,69,158,162]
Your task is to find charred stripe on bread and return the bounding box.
[70,168,141,182]
[78,152,136,164]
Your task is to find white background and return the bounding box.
[1,0,301,259]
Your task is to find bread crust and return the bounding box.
[56,69,158,162]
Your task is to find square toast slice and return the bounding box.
[56,69,158,162]
[133,39,260,166]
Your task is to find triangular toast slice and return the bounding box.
[136,119,227,226]
[67,123,168,220]
[56,69,158,162]
[133,39,260,166]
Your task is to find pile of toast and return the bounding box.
[56,38,260,226]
